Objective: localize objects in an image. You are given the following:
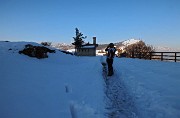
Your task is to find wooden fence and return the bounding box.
[131,52,180,62]
[149,52,180,62]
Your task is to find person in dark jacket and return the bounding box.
[105,43,116,76]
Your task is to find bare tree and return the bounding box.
[124,41,155,59]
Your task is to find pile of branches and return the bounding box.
[19,44,55,59]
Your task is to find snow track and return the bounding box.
[102,60,138,118]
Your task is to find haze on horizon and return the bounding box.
[0,0,180,48]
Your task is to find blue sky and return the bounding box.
[0,0,180,48]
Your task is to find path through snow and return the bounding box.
[101,57,138,118]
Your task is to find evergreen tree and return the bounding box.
[72,28,87,48]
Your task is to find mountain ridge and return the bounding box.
[47,39,180,52]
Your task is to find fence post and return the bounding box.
[132,51,134,58]
[161,52,163,61]
[150,52,152,60]
[175,53,177,62]
[139,52,141,59]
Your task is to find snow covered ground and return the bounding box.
[0,41,105,118]
[113,58,180,118]
[0,41,180,118]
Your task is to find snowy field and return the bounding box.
[112,58,180,118]
[0,41,180,118]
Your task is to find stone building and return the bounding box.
[76,37,98,56]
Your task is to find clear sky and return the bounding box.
[0,0,180,48]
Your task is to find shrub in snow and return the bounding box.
[41,42,52,46]
[19,44,55,59]
[124,41,154,59]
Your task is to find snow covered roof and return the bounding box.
[79,44,98,49]
[81,45,96,48]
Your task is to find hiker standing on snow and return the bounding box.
[105,43,116,76]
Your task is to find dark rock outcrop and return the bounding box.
[19,44,55,59]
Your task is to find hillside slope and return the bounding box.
[0,41,105,118]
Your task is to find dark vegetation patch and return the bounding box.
[19,44,55,59]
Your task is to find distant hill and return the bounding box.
[51,43,74,50]
[97,39,141,50]
[51,39,180,52]
[155,46,180,52]
[51,39,141,50]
